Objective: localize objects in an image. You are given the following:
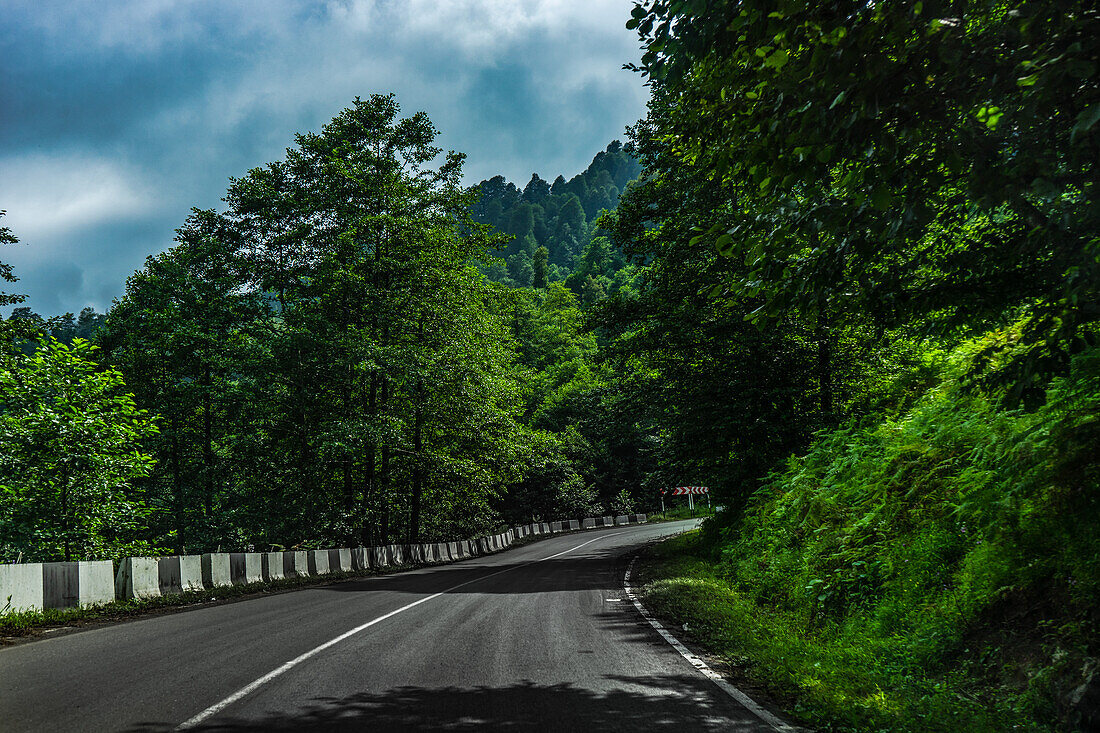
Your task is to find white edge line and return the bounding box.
[177,531,622,729]
[624,555,799,733]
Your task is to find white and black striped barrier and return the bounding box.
[1,513,648,613]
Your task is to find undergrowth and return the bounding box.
[650,504,716,522]
[640,334,1100,731]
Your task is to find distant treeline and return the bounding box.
[471,140,641,298]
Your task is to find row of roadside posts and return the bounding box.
[659,486,710,516]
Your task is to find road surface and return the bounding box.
[1,520,778,731]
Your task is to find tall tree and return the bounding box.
[532,246,549,289]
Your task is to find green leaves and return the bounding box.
[630,0,1100,406]
[0,338,157,562]
[1071,104,1100,144]
[763,48,790,70]
[975,105,1003,130]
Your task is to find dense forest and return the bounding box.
[1,0,1098,728]
[0,99,657,561]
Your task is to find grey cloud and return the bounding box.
[1,0,648,316]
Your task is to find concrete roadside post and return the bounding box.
[0,563,44,613]
[43,561,114,609]
[283,550,309,578]
[201,553,232,589]
[229,553,263,585]
[261,552,285,582]
[157,556,204,595]
[307,550,330,575]
[116,557,161,599]
[328,548,352,573]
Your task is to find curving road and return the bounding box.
[0,520,780,731]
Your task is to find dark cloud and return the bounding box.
[0,1,649,317]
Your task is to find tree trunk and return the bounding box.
[61,471,70,562]
[817,304,833,422]
[409,319,425,544]
[171,415,184,554]
[202,365,215,517]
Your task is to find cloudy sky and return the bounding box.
[1,0,649,316]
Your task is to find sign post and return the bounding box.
[669,486,709,517]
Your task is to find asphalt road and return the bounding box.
[0,520,778,732]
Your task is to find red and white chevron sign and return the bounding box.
[663,486,709,495]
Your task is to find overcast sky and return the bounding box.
[1,0,649,316]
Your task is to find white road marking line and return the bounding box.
[623,556,800,733]
[177,531,622,729]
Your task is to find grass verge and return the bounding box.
[637,530,1061,733]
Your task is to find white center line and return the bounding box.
[177,531,621,729]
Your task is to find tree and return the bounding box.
[0,338,158,561]
[523,174,551,204]
[508,251,535,287]
[580,275,606,305]
[102,95,527,550]
[592,94,832,513]
[629,0,1100,405]
[99,209,258,552]
[0,212,33,343]
[532,246,549,289]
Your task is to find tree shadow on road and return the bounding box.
[321,555,628,597]
[126,674,769,732]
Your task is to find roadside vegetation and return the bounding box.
[641,334,1100,731]
[621,1,1100,728]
